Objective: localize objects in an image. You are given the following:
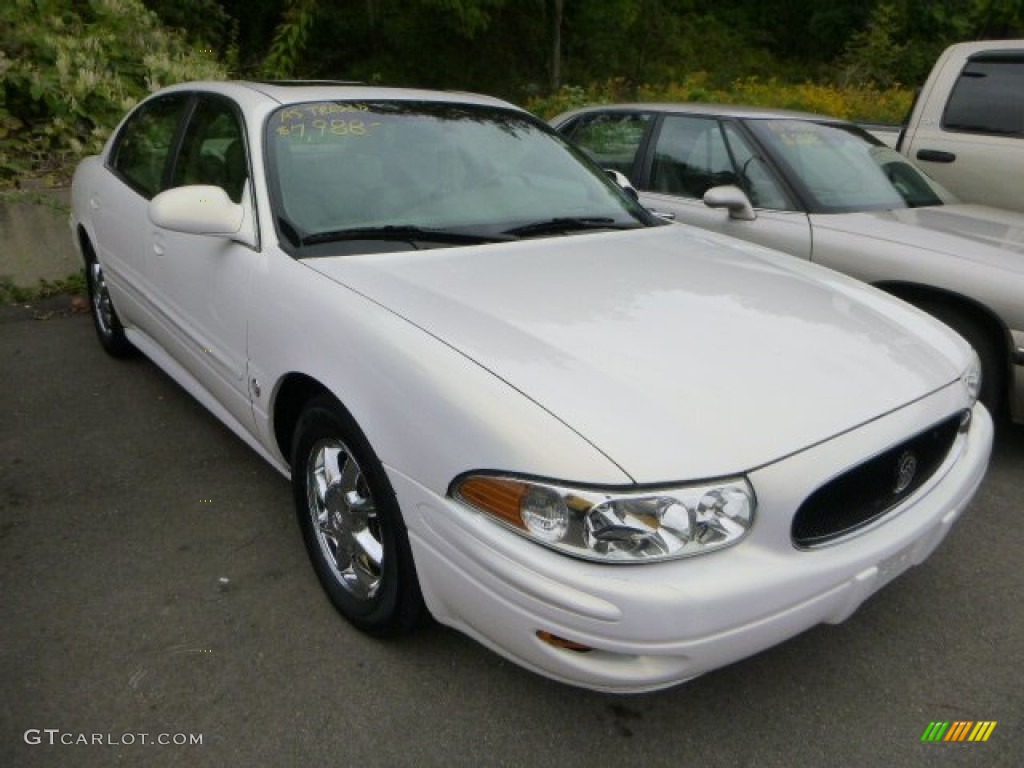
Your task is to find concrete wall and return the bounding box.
[0,188,82,287]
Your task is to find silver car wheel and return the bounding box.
[306,438,384,601]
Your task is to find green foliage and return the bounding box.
[528,74,915,125]
[144,0,238,57]
[834,0,1024,87]
[248,0,1013,108]
[419,0,507,37]
[261,0,319,79]
[0,187,71,214]
[2,0,1019,187]
[0,270,85,304]
[0,0,227,187]
[838,3,907,87]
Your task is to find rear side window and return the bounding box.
[561,112,651,181]
[943,55,1024,136]
[109,94,189,198]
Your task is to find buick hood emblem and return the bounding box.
[894,451,918,494]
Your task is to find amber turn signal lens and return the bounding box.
[456,476,529,529]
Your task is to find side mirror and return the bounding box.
[149,185,256,247]
[605,169,639,201]
[703,185,756,221]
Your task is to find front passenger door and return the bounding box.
[148,94,257,433]
[639,115,813,259]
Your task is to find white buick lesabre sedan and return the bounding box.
[70,82,992,693]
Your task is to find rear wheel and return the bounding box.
[85,255,135,358]
[291,396,425,636]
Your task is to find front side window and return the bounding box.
[748,120,953,212]
[561,112,651,181]
[649,116,737,198]
[943,55,1024,136]
[110,94,189,199]
[720,123,789,210]
[172,96,249,203]
[265,101,656,253]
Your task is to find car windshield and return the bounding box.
[746,119,956,213]
[265,100,654,253]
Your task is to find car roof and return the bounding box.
[951,38,1024,57]
[154,80,520,110]
[555,102,846,124]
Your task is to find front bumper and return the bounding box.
[394,395,993,693]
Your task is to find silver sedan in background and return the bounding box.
[553,104,1024,423]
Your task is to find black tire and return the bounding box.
[918,301,1004,417]
[84,252,136,358]
[291,395,425,637]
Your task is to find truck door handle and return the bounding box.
[916,149,956,163]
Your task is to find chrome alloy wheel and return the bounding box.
[306,438,384,601]
[89,260,115,337]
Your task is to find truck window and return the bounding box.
[942,55,1024,136]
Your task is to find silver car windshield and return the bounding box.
[265,101,652,250]
[748,119,956,212]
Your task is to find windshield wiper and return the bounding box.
[502,217,640,238]
[300,225,510,247]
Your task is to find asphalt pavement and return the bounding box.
[2,301,1022,768]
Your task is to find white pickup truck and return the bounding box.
[897,40,1024,212]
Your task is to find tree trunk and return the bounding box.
[550,0,563,92]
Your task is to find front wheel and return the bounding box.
[291,396,425,637]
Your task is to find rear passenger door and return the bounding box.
[94,93,190,330]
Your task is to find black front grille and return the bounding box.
[792,411,965,547]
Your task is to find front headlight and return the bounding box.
[452,474,755,563]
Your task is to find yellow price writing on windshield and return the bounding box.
[275,119,382,139]
[278,104,370,123]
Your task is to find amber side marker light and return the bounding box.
[537,631,593,653]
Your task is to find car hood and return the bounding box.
[305,227,967,483]
[812,205,1024,271]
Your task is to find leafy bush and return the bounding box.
[527,74,914,125]
[0,0,227,187]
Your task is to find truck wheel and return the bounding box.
[918,302,1003,417]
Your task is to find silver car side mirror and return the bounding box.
[704,185,756,221]
[149,184,258,248]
